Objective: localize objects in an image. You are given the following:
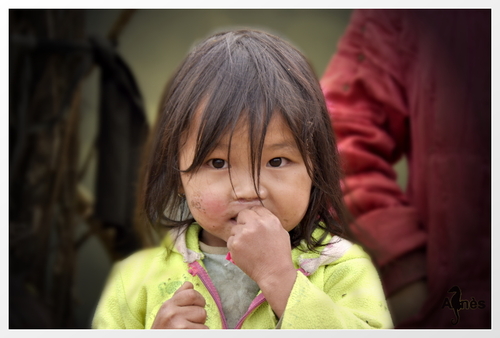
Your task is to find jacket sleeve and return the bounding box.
[280,245,393,329]
[91,262,145,329]
[319,9,427,296]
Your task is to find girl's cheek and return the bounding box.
[188,192,227,216]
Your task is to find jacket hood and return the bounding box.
[162,223,353,276]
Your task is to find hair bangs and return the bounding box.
[182,33,288,179]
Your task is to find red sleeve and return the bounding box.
[320,9,426,296]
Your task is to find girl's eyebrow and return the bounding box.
[211,138,298,152]
[212,142,230,150]
[265,141,298,151]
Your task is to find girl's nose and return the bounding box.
[231,170,268,202]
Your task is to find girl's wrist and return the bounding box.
[257,266,297,318]
[258,267,296,289]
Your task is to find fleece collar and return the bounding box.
[162,223,353,276]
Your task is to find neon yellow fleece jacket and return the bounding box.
[92,223,393,329]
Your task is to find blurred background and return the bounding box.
[9,9,409,329]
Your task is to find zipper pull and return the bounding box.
[225,252,235,264]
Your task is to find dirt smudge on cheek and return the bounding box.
[188,194,206,214]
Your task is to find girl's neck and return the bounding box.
[199,229,227,247]
[199,241,229,255]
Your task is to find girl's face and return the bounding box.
[179,112,313,247]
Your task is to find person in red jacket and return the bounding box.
[320,9,490,329]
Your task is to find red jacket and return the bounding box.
[320,9,490,328]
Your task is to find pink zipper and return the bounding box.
[188,261,268,329]
[188,261,229,329]
[234,293,266,329]
[234,269,307,328]
[188,261,305,329]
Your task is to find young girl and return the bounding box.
[92,29,393,329]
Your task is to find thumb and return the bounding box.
[174,281,194,295]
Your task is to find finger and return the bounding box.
[153,295,207,329]
[235,208,256,224]
[186,323,209,329]
[173,288,207,308]
[180,305,208,324]
[173,281,205,305]
[174,281,194,295]
[239,205,274,220]
[249,205,278,218]
[226,235,234,249]
[171,320,209,330]
[153,313,209,330]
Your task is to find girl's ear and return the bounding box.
[178,186,185,195]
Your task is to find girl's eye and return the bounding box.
[209,159,227,169]
[268,157,285,167]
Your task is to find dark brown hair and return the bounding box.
[142,29,351,251]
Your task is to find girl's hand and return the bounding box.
[151,281,208,329]
[227,205,297,317]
